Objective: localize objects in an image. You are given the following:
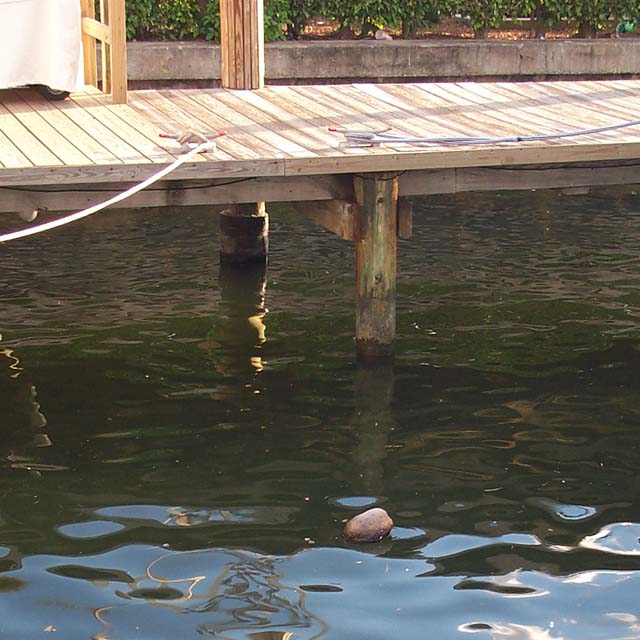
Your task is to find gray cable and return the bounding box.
[335,118,640,146]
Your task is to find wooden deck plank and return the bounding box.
[11,89,123,166]
[69,92,174,163]
[372,83,504,138]
[2,91,91,166]
[448,83,598,144]
[0,95,62,166]
[510,80,638,133]
[416,83,578,145]
[543,81,640,139]
[385,83,534,139]
[225,87,343,154]
[488,82,620,144]
[186,89,311,158]
[286,85,392,157]
[162,89,271,160]
[328,84,486,152]
[265,86,347,144]
[185,90,291,160]
[206,89,318,157]
[268,85,387,157]
[291,85,388,132]
[0,129,31,168]
[338,83,499,145]
[293,84,431,156]
[2,81,640,189]
[129,90,244,162]
[44,95,149,164]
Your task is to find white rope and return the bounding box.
[0,140,215,244]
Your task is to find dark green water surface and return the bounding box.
[1,189,640,639]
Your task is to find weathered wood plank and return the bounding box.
[12,89,122,166]
[109,0,128,104]
[71,93,173,163]
[294,199,357,240]
[42,94,145,163]
[161,89,266,160]
[220,0,264,89]
[543,81,640,140]
[0,156,284,188]
[4,91,92,166]
[80,0,98,86]
[234,88,345,153]
[0,175,350,215]
[486,83,609,144]
[0,100,61,166]
[196,90,310,157]
[125,91,213,162]
[0,131,29,169]
[399,164,640,196]
[430,83,568,138]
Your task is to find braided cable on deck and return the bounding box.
[332,118,640,146]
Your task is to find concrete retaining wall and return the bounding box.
[126,39,640,86]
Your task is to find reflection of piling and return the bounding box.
[206,262,268,380]
[350,360,396,496]
[0,349,49,451]
[219,203,269,265]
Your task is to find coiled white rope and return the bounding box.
[0,139,216,244]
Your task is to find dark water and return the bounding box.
[1,188,640,639]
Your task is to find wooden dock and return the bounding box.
[2,79,640,205]
[4,78,640,357]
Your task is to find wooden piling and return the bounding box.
[220,0,265,89]
[353,173,399,359]
[219,203,269,265]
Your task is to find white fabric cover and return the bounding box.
[0,0,83,92]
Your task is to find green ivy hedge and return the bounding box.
[123,0,639,41]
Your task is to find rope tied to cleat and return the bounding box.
[160,130,226,154]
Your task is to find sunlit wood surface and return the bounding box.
[2,80,640,187]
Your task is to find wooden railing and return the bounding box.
[220,0,264,89]
[80,0,127,103]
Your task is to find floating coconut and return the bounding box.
[343,507,393,543]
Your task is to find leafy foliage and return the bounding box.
[123,0,632,41]
[125,0,289,41]
[126,0,203,40]
[542,0,636,33]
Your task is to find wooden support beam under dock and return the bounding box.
[4,79,640,356]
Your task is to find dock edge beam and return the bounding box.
[354,172,399,359]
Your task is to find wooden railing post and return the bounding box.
[220,0,264,89]
[109,0,127,104]
[99,0,111,94]
[80,0,97,86]
[81,0,127,103]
